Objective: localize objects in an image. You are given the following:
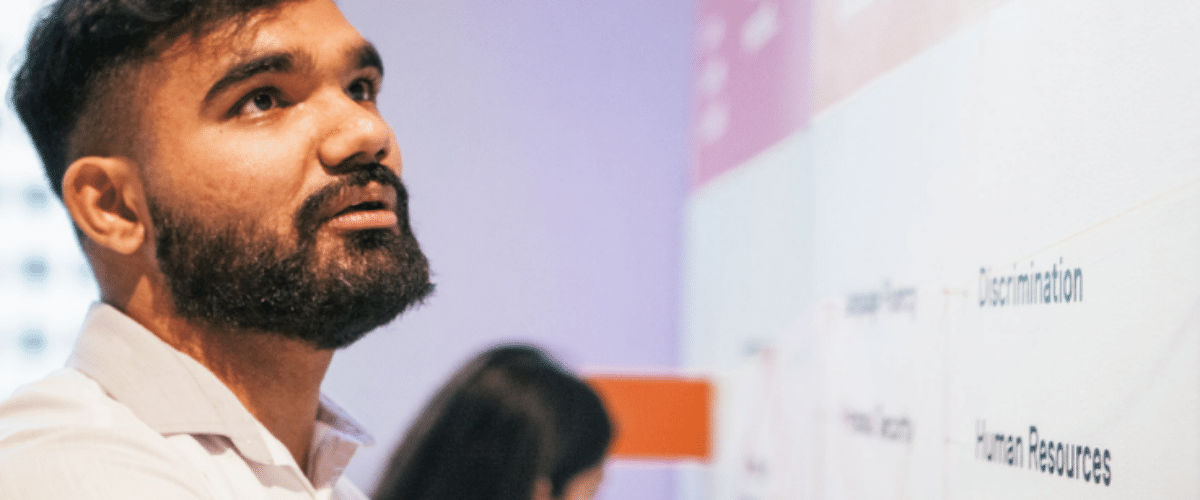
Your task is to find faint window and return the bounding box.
[18,328,46,357]
[22,185,48,211]
[20,256,48,283]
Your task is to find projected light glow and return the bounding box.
[0,0,99,398]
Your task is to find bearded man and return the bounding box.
[0,0,433,498]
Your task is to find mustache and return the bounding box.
[294,163,408,240]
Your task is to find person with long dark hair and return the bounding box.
[373,344,613,500]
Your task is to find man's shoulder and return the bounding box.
[0,368,212,499]
[0,368,123,427]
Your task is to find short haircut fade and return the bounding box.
[9,0,291,198]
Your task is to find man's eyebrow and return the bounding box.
[354,42,384,76]
[204,51,310,103]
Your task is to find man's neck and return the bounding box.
[128,300,332,473]
[184,325,333,472]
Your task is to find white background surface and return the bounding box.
[686,1,1200,497]
[0,0,97,400]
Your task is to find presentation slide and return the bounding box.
[685,0,1200,498]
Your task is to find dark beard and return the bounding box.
[149,164,434,350]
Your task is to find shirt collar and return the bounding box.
[66,302,374,470]
[309,396,374,488]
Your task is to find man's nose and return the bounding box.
[317,91,394,173]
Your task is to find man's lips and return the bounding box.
[320,182,399,232]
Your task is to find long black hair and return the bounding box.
[373,344,613,500]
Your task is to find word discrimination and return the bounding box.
[979,257,1082,308]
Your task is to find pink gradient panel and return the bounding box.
[692,0,814,190]
[812,0,1007,112]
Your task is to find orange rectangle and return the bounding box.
[586,376,712,461]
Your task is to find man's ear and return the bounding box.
[62,156,148,255]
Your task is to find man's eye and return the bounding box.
[237,90,281,116]
[348,79,375,101]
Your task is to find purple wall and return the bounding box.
[324,2,695,499]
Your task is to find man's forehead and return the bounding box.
[156,0,364,75]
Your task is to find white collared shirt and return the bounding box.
[0,303,373,499]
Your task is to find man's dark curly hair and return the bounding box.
[9,0,293,198]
